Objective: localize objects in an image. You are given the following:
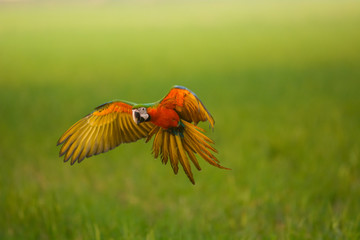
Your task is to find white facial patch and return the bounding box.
[132,107,149,124]
[132,109,138,123]
[138,107,148,119]
[138,107,146,114]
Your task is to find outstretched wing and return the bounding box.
[159,85,215,128]
[57,101,154,164]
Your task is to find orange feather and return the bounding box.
[57,86,229,184]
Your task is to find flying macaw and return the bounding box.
[57,85,229,184]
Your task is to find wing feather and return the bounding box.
[161,131,169,165]
[79,126,96,162]
[58,101,155,164]
[72,124,94,163]
[59,119,87,156]
[84,116,102,157]
[121,116,133,142]
[183,142,201,171]
[168,135,179,174]
[127,117,143,140]
[145,125,160,143]
[95,122,105,155]
[143,122,153,132]
[153,130,163,158]
[68,123,93,162]
[111,115,121,146]
[88,124,102,157]
[117,115,126,143]
[175,135,194,184]
[159,85,215,128]
[102,121,111,153]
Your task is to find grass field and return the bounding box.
[1,0,360,239]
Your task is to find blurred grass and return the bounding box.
[1,0,360,239]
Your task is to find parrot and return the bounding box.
[57,85,229,184]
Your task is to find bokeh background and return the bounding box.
[1,0,360,239]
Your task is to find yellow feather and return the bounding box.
[124,117,136,141]
[87,125,102,157]
[59,139,71,156]
[59,101,155,164]
[183,121,215,145]
[183,129,220,167]
[95,122,106,155]
[183,142,201,171]
[153,129,163,158]
[184,130,219,163]
[105,118,115,150]
[168,134,179,174]
[66,123,93,163]
[72,123,96,163]
[78,126,97,162]
[64,145,74,163]
[111,114,121,146]
[146,125,160,143]
[127,117,139,141]
[201,105,214,128]
[161,131,169,164]
[138,122,152,137]
[107,116,116,150]
[59,120,87,156]
[118,117,127,143]
[115,115,123,142]
[141,122,153,133]
[57,118,87,145]
[127,118,142,139]
[102,121,111,153]
[121,116,132,143]
[152,131,159,157]
[175,135,194,184]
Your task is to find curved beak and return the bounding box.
[132,109,150,124]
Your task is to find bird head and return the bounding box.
[132,106,150,124]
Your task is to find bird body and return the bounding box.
[147,106,180,129]
[57,85,229,184]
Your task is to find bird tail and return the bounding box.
[146,120,230,184]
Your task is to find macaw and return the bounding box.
[57,85,229,184]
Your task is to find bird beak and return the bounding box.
[132,109,150,124]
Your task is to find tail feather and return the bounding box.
[168,135,179,174]
[161,131,169,165]
[183,143,201,171]
[184,130,222,167]
[153,128,163,158]
[150,120,229,184]
[175,134,195,184]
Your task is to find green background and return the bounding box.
[1,1,359,239]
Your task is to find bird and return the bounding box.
[57,85,229,184]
